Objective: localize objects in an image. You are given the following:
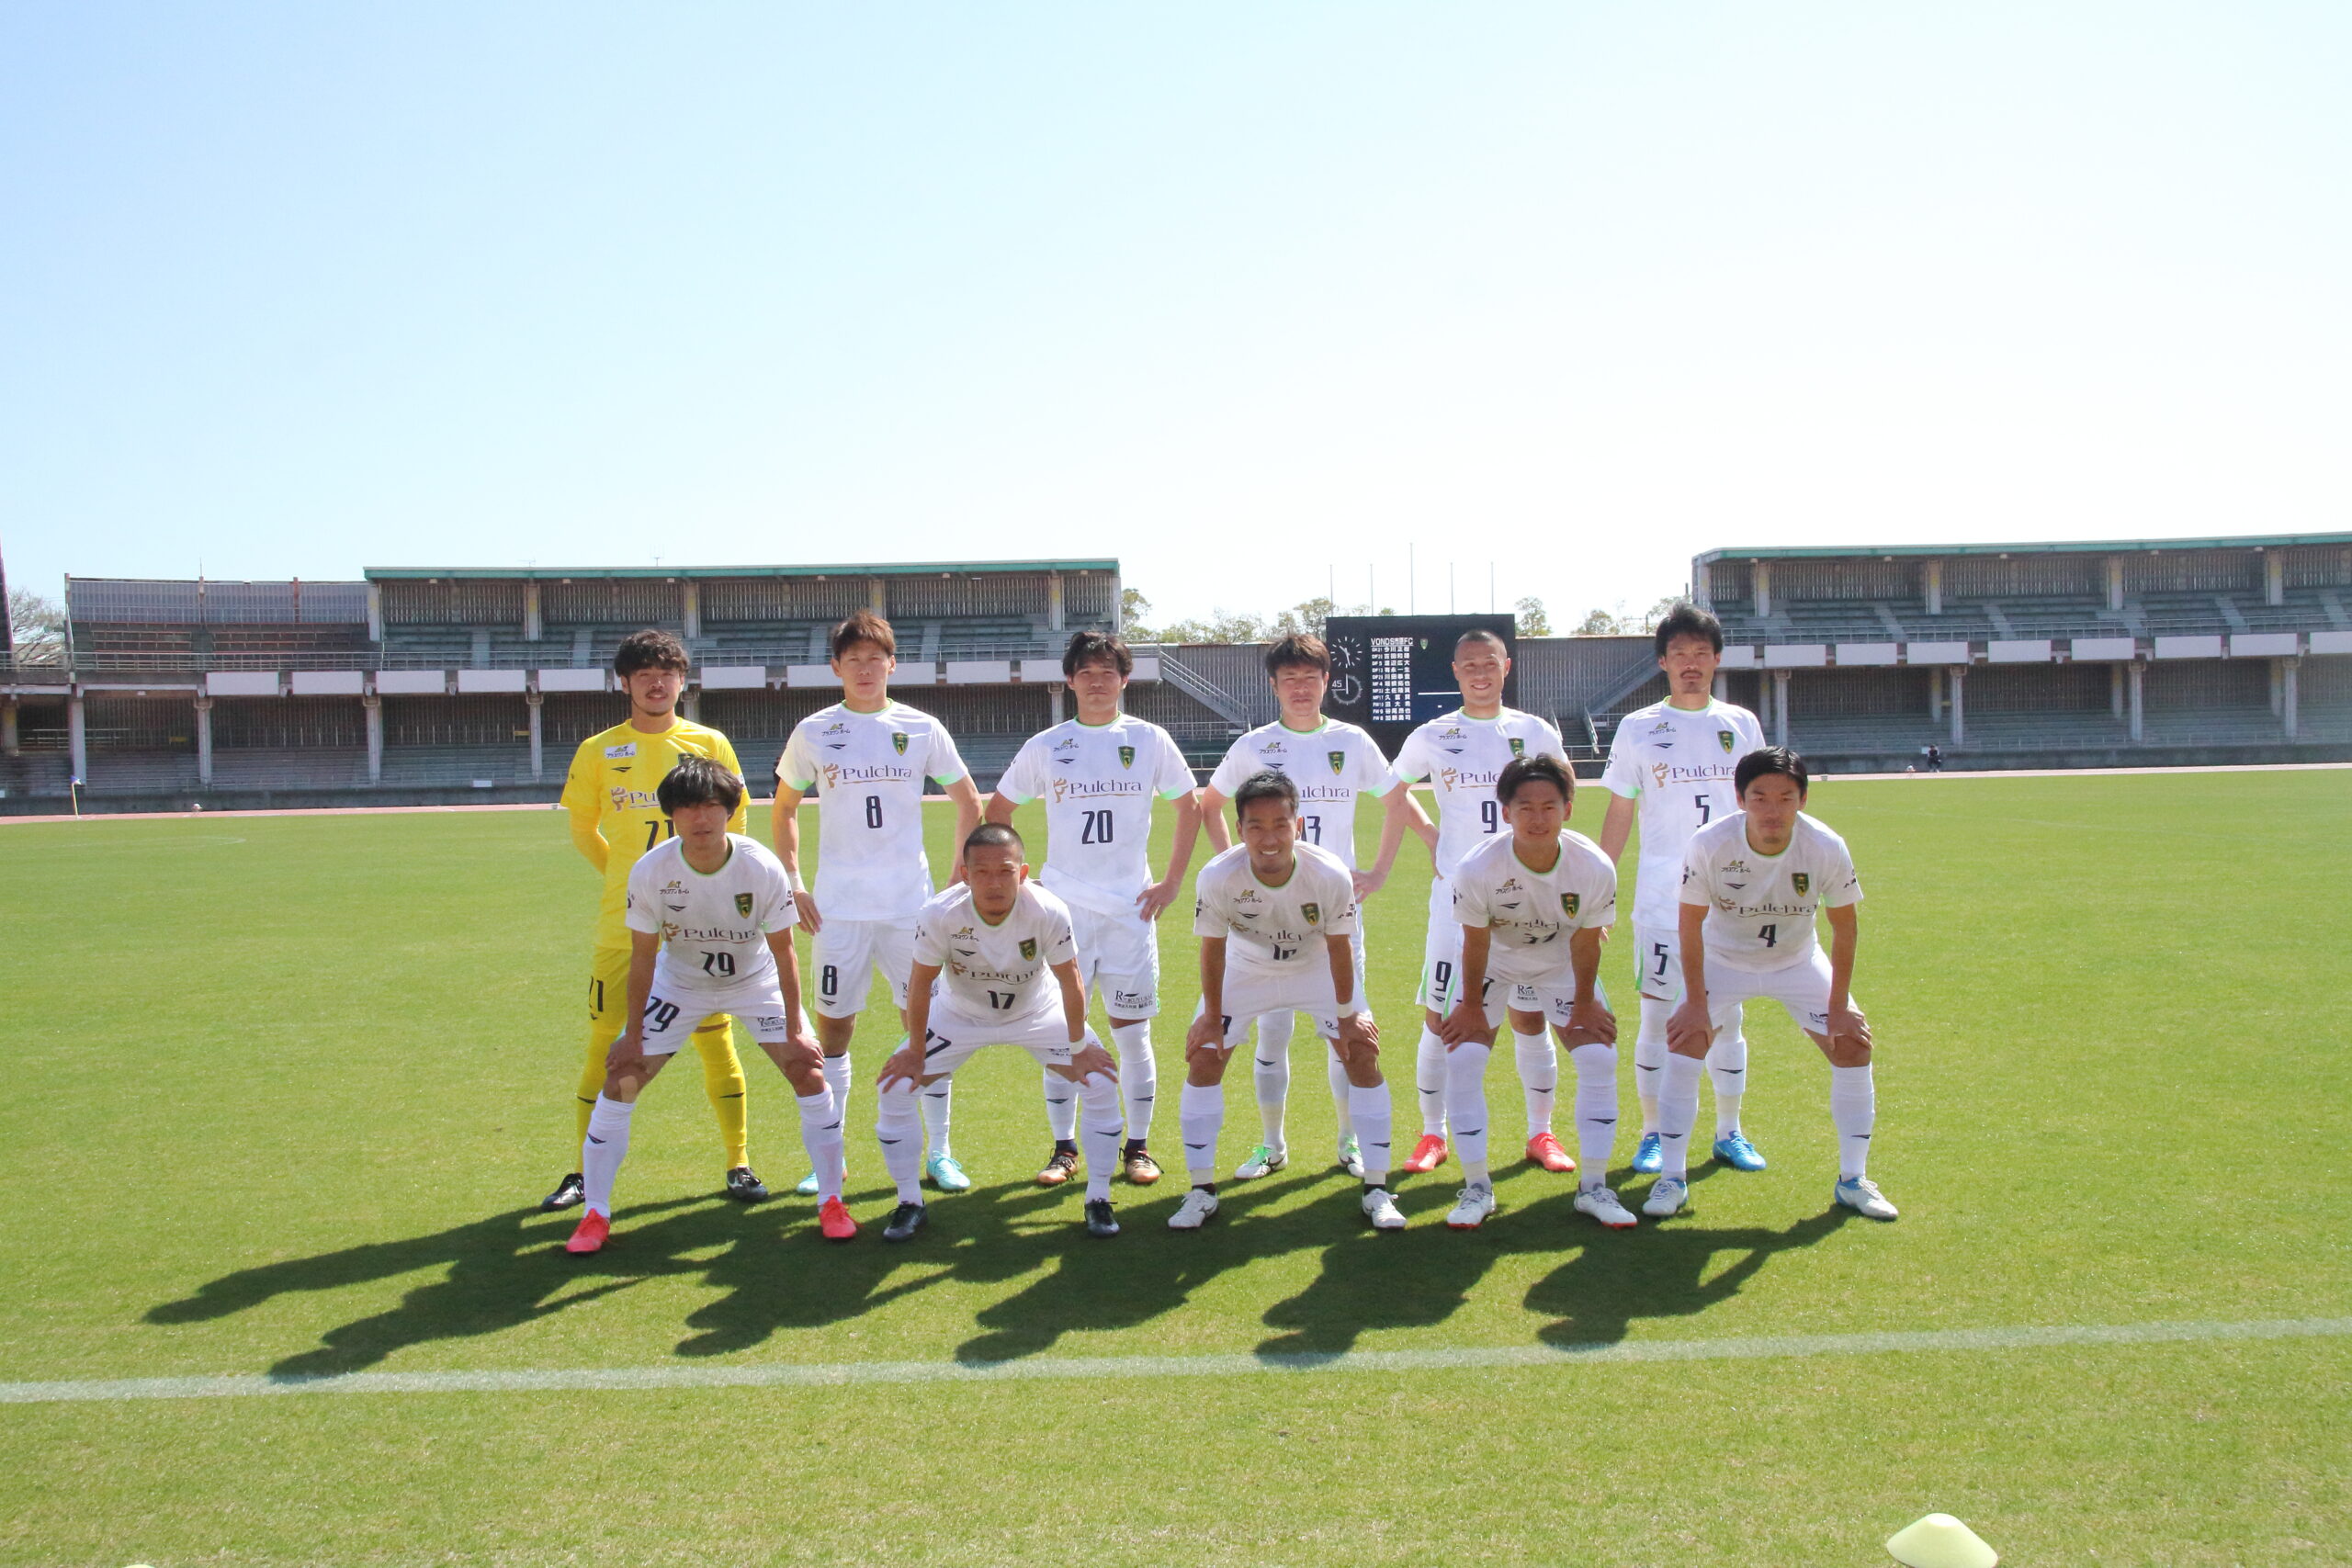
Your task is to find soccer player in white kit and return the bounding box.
[1598,604,1770,1177]
[773,610,985,1198]
[988,630,1204,1189]
[873,824,1127,1241]
[1438,756,1636,1231]
[1661,747,1897,1221]
[1200,633,1434,1181]
[565,758,854,1255]
[1387,628,1572,1178]
[1175,771,1402,1230]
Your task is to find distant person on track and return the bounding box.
[1926,744,1943,773]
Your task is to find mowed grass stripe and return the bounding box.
[8,1314,2347,1404]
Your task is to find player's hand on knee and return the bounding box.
[1666,1001,1713,1055]
[1184,1013,1226,1054]
[1338,1012,1378,1059]
[1827,1005,1871,1055]
[1438,1000,1486,1047]
[606,1032,646,1074]
[876,1041,927,1091]
[1069,1042,1120,1082]
[1565,998,1616,1048]
[778,1033,824,1078]
[1183,1038,1231,1071]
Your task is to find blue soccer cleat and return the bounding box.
[1713,1133,1768,1171]
[1632,1132,1664,1175]
[794,1170,821,1197]
[924,1153,972,1192]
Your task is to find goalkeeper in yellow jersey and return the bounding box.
[541,628,768,1211]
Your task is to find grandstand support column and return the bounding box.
[364,694,383,784]
[523,581,542,642]
[2106,557,2125,612]
[2266,553,2285,607]
[366,581,385,643]
[1753,561,1772,619]
[194,696,214,786]
[68,691,87,784]
[1770,670,1791,748]
[868,577,888,615]
[2282,658,2300,739]
[1949,667,1966,746]
[2269,660,2284,717]
[527,691,545,781]
[1713,672,1727,702]
[1,696,17,757]
[1047,572,1065,632]
[1049,682,1066,723]
[2110,663,2126,717]
[2127,662,2143,743]
[682,581,700,641]
[1924,559,1943,616]
[1928,667,1944,723]
[681,689,700,723]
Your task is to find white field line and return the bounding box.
[6,1315,2346,1404]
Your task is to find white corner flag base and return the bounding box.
[1887,1513,1997,1568]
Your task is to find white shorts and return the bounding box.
[918,1000,1089,1077]
[810,917,916,1019]
[1701,948,1854,1037]
[638,977,797,1056]
[1499,976,1613,1032]
[1633,919,1685,1002]
[1418,875,1465,1010]
[1069,901,1160,1018]
[1200,963,1363,1047]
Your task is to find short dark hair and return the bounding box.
[656,754,745,817]
[1062,629,1134,679]
[1654,603,1725,657]
[830,609,897,661]
[1232,769,1298,819]
[1263,634,1330,679]
[966,821,1024,856]
[613,628,689,677]
[1454,627,1508,658]
[1497,754,1574,807]
[1735,746,1809,797]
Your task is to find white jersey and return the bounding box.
[1208,717,1395,867]
[993,714,1194,918]
[1449,829,1619,986]
[623,835,800,997]
[1388,706,1568,881]
[776,700,968,922]
[1192,841,1361,979]
[911,882,1078,1020]
[1601,697,1768,926]
[1679,811,1862,973]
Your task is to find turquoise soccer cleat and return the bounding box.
[1713,1133,1768,1171]
[1632,1132,1664,1175]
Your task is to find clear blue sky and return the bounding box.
[6,4,2347,626]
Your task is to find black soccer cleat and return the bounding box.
[1084,1198,1121,1238]
[724,1167,771,1204]
[882,1201,930,1243]
[540,1171,585,1212]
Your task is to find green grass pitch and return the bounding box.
[2,770,2347,1566]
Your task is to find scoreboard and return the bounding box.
[1323,615,1518,755]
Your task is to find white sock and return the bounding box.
[1110,1021,1157,1143]
[1325,1039,1355,1139]
[1445,1041,1493,1185]
[824,1052,854,1149]
[1179,1080,1225,1186]
[1515,1027,1556,1138]
[1634,997,1671,1135]
[1414,1023,1448,1135]
[797,1088,845,1202]
[1252,1011,1295,1148]
[921,1078,953,1160]
[580,1094,636,1218]
[1569,1043,1618,1191]
[1348,1081,1394,1186]
[1659,1053,1704,1180]
[1041,1065,1078,1142]
[1078,1071,1125,1201]
[875,1080,924,1204]
[1709,1011,1747,1138]
[1830,1063,1875,1180]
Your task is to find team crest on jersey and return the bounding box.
[1302,902,1320,924]
[1792,873,1810,896]
[891,732,910,755]
[1119,745,1136,769]
[1328,750,1345,774]
[1019,938,1038,961]
[735,893,754,917]
[1718,729,1736,752]
[1561,892,1580,917]
[1510,737,1525,757]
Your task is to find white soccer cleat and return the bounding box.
[1573,1186,1639,1229]
[1167,1189,1220,1230]
[1444,1182,1497,1231]
[1835,1176,1899,1221]
[1234,1144,1287,1180]
[1335,1134,1365,1179]
[1642,1177,1689,1218]
[1361,1187,1407,1231]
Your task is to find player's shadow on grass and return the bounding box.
[1255,1179,1845,1358]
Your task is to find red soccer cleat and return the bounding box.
[565,1211,610,1255]
[1401,1134,1450,1174]
[1525,1132,1577,1173]
[818,1196,858,1243]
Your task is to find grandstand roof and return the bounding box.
[1695,532,2352,566]
[364,559,1117,581]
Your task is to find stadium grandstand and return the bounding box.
[3,533,2347,813]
